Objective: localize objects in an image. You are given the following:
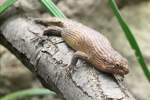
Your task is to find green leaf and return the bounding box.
[108,0,150,81]
[0,0,16,15]
[40,0,66,18]
[0,88,56,100]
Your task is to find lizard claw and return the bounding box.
[63,64,77,79]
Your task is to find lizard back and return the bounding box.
[61,19,117,68]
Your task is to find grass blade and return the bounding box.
[40,0,66,18]
[0,88,56,100]
[108,0,150,81]
[0,0,16,15]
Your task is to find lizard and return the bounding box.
[34,17,129,76]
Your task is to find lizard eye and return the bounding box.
[116,63,120,67]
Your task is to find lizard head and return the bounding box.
[107,58,129,75]
[101,51,129,75]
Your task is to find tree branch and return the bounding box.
[0,16,136,100]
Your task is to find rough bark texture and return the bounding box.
[0,16,136,100]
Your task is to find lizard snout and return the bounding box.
[114,65,129,75]
[103,64,129,75]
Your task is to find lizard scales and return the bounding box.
[36,17,129,75]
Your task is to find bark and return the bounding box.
[0,16,136,100]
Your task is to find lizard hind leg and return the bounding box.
[34,17,64,27]
[43,26,62,37]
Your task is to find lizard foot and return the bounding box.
[63,64,77,79]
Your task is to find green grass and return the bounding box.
[108,0,150,82]
[0,0,16,15]
[0,88,56,100]
[40,0,66,18]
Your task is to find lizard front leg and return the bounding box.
[66,51,89,76]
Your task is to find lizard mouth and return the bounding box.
[113,66,129,75]
[104,65,129,75]
[114,68,129,75]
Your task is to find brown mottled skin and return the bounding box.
[35,17,129,75]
